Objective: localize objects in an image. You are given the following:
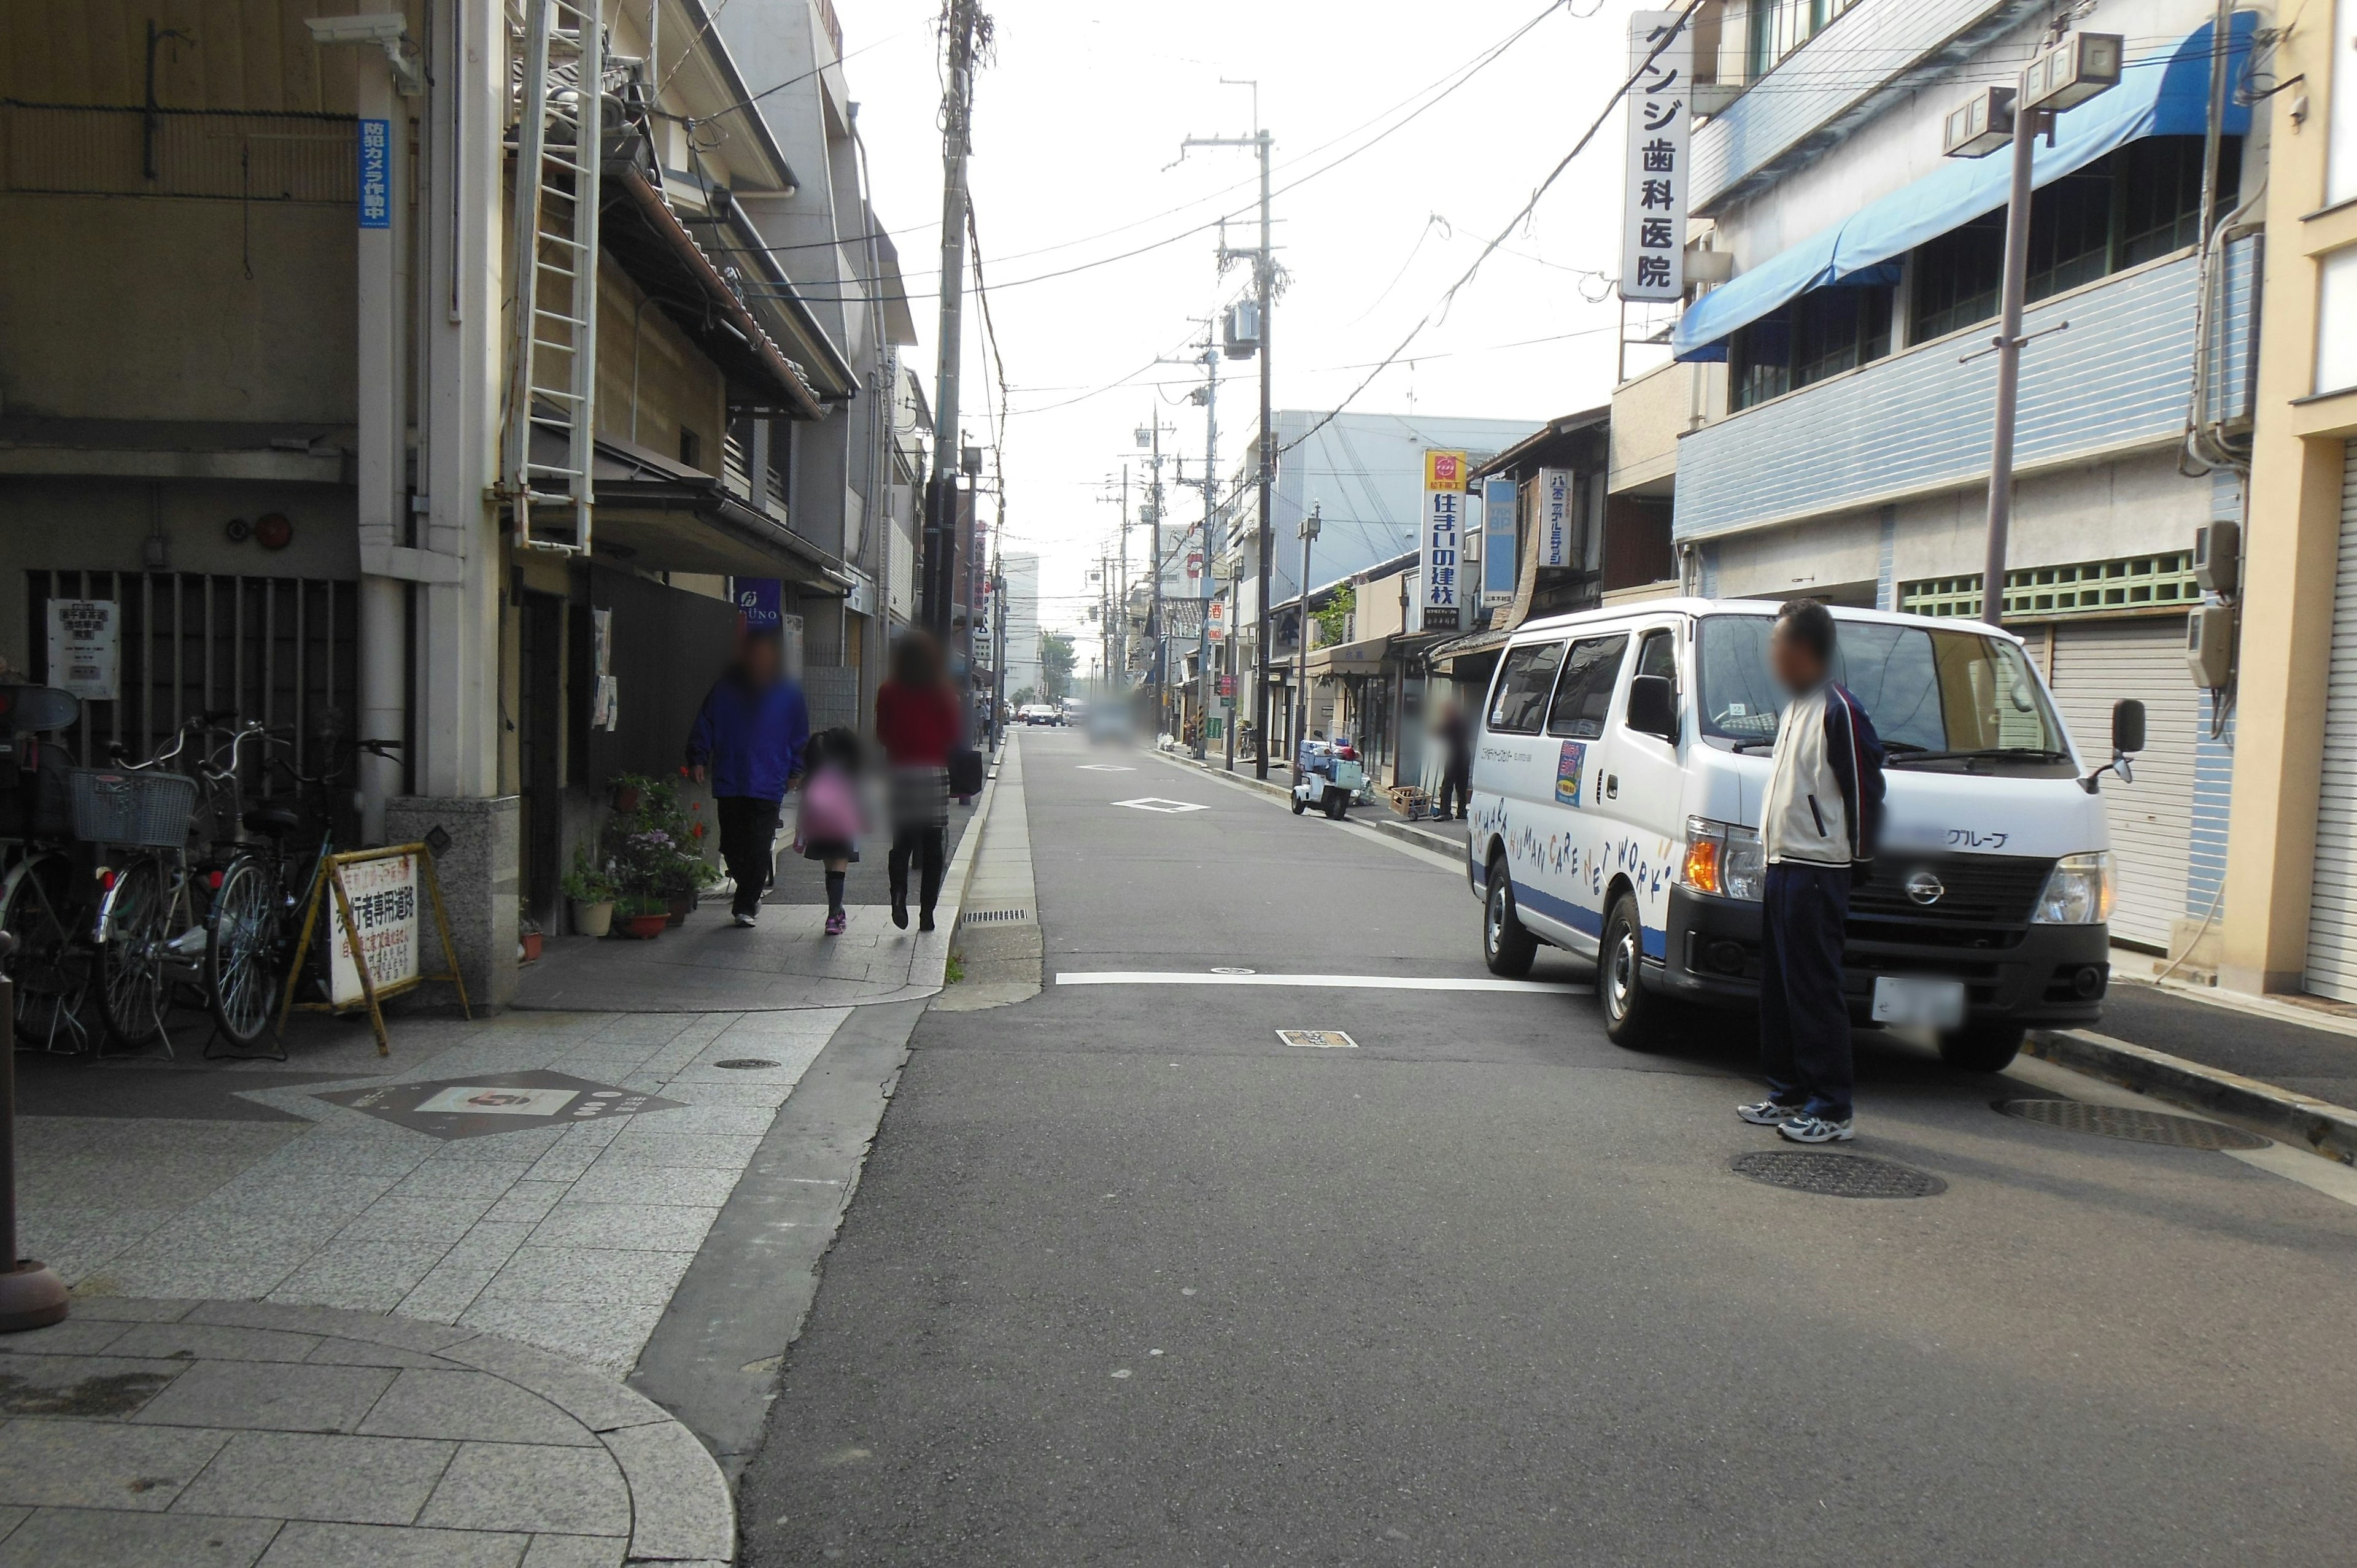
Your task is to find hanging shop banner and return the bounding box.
[45,599,119,701]
[1421,450,1466,634]
[330,850,421,1007]
[1482,477,1519,607]
[1207,597,1228,642]
[733,578,783,636]
[358,117,392,230]
[1618,11,1691,303]
[1538,469,1575,569]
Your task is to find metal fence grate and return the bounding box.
[2,101,358,203]
[28,570,360,794]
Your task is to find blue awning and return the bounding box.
[1672,12,2254,362]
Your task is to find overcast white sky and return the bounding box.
[837,0,1668,657]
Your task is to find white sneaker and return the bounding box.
[1737,1099,1804,1127]
[732,912,757,929]
[1776,1113,1856,1144]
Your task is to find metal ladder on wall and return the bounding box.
[503,0,603,553]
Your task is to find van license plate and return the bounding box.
[1871,976,1966,1029]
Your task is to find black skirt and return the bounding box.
[799,838,860,862]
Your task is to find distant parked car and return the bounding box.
[1019,703,1062,727]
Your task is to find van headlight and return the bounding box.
[2032,852,2115,925]
[1681,816,1765,902]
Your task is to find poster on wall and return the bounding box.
[46,599,119,701]
[330,851,420,1007]
[1420,450,1467,635]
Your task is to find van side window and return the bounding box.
[1487,643,1565,734]
[1546,634,1628,738]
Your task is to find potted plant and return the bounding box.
[609,771,657,816]
[519,917,544,964]
[562,849,617,938]
[617,895,671,940]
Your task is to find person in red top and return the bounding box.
[875,631,962,930]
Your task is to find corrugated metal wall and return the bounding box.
[2304,442,2357,1002]
[2047,616,2199,951]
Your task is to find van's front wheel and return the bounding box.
[1483,858,1538,978]
[1599,891,1669,1049]
[1938,1021,2025,1073]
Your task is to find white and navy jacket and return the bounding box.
[1763,681,1886,875]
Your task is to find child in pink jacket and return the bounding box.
[795,727,866,935]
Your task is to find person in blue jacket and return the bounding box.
[686,633,810,929]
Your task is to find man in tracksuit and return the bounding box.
[1738,600,1886,1144]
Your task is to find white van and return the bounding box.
[1467,599,2143,1073]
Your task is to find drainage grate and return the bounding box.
[1995,1099,2269,1150]
[712,1059,781,1070]
[961,908,1034,925]
[1731,1150,1946,1199]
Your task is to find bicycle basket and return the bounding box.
[69,768,198,849]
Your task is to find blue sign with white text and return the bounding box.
[358,118,391,230]
[733,578,783,636]
[1483,477,1518,605]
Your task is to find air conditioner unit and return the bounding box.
[1223,301,1261,360]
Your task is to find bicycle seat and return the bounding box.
[242,801,303,838]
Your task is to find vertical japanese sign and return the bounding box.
[1482,477,1518,607]
[358,117,392,230]
[1207,597,1228,642]
[1618,12,1690,303]
[1421,451,1466,634]
[1538,468,1575,569]
[45,599,119,701]
[331,852,420,1006]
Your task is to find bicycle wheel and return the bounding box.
[206,855,282,1049]
[98,857,169,1048]
[1,853,92,1050]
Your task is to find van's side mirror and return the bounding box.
[1625,674,1679,743]
[2111,698,2145,755]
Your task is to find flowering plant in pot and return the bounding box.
[561,848,617,938]
[614,895,671,940]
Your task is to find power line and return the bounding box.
[1277,0,1707,462]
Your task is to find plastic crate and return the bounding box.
[68,768,198,849]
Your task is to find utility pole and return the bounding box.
[1294,502,1320,774]
[924,0,978,657]
[1146,415,1167,741]
[1183,88,1273,776]
[1163,332,1221,761]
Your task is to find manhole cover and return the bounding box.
[712,1058,781,1070]
[1995,1099,2268,1149]
[1731,1150,1946,1199]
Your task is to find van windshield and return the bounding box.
[1695,614,2072,767]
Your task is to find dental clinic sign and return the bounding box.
[1421,450,1466,634]
[1618,12,1690,303]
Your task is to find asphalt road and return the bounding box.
[740,729,2357,1566]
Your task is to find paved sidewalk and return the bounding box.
[0,1297,731,1566]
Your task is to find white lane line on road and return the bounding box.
[1140,749,1461,875]
[1056,970,1580,994]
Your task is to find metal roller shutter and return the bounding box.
[2048,617,2200,951]
[2305,442,2357,1001]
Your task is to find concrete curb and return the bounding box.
[2025,1028,2357,1167]
[908,743,1004,992]
[60,1296,737,1564]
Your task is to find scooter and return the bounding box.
[1290,738,1364,821]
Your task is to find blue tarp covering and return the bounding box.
[1672,13,2254,361]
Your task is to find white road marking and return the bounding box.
[1056,970,1579,994]
[1140,749,1465,873]
[1110,797,1207,813]
[1076,764,1136,771]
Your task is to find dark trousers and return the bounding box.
[1759,862,1854,1120]
[1437,762,1470,821]
[889,827,945,914]
[716,796,781,917]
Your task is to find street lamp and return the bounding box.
[1943,32,2120,626]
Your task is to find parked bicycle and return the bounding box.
[202,725,390,1052]
[0,685,94,1052]
[90,716,225,1052]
